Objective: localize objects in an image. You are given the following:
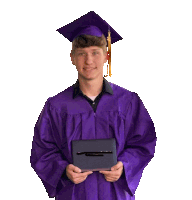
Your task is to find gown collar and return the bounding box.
[73,77,113,99]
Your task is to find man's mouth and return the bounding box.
[84,68,96,71]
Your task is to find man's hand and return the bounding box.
[66,164,93,184]
[99,161,124,182]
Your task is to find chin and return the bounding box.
[79,72,102,80]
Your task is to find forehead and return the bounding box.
[76,46,102,52]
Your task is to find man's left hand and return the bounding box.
[99,161,124,182]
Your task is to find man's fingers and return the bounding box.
[84,171,93,175]
[75,167,81,173]
[77,171,93,178]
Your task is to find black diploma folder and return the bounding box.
[72,138,117,172]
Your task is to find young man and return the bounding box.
[30,11,156,200]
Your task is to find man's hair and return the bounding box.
[71,34,107,55]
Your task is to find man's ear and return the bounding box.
[104,51,109,63]
[70,52,75,65]
[107,51,109,61]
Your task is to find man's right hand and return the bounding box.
[66,164,93,184]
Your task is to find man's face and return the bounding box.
[70,46,108,81]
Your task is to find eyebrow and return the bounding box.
[76,49,100,52]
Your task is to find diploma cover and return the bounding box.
[72,138,117,172]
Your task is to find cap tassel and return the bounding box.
[104,30,111,77]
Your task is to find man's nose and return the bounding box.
[85,54,93,65]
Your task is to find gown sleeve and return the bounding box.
[30,98,70,198]
[116,92,157,196]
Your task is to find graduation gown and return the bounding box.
[30,79,156,200]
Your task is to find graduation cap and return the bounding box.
[56,11,123,77]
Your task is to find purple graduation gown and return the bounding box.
[30,82,156,200]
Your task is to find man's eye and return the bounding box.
[77,52,98,56]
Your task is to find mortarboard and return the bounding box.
[56,11,123,77]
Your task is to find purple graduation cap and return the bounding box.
[56,11,123,44]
